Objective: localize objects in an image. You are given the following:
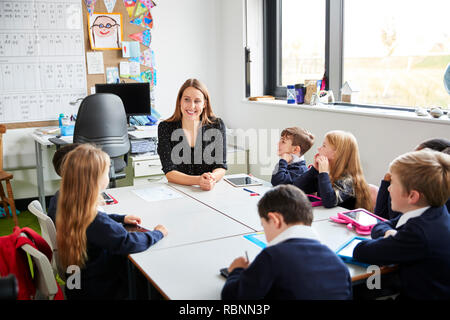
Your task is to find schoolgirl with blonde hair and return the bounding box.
[293,130,373,211]
[56,144,167,299]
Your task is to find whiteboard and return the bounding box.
[0,0,87,123]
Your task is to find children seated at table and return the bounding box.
[293,130,373,211]
[221,184,352,300]
[353,150,450,299]
[56,144,168,300]
[271,127,315,186]
[374,137,450,219]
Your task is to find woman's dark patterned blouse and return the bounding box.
[157,118,227,176]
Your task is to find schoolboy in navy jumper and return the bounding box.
[354,150,450,299]
[221,184,352,300]
[374,138,450,219]
[271,127,314,186]
[56,144,168,300]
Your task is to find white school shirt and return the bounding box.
[267,224,320,247]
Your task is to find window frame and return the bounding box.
[263,0,448,112]
[264,0,334,99]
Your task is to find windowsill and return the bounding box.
[242,99,450,125]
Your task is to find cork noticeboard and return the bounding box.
[4,0,154,129]
[82,0,151,95]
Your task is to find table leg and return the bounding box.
[34,140,46,213]
[128,259,137,300]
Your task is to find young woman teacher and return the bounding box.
[157,78,227,191]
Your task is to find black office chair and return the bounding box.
[50,93,130,188]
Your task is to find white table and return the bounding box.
[129,218,370,300]
[97,176,389,300]
[129,232,263,300]
[30,132,72,211]
[101,183,253,250]
[170,174,343,231]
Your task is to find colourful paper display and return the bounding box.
[130,10,153,29]
[103,0,117,13]
[85,0,97,16]
[139,0,155,10]
[123,0,137,18]
[129,29,151,47]
[140,48,155,68]
[134,1,148,17]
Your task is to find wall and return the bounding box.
[3,0,223,199]
[4,0,449,200]
[218,0,450,184]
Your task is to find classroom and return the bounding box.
[0,0,449,307]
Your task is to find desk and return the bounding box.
[170,174,342,231]
[101,183,253,250]
[31,132,72,212]
[129,219,370,300]
[31,131,249,212]
[121,176,388,300]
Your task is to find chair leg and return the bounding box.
[0,182,10,218]
[0,180,18,227]
[5,179,18,227]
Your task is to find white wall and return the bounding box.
[4,0,223,199]
[218,0,450,184]
[4,0,449,200]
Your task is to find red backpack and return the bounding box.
[0,226,63,300]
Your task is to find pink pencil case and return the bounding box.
[306,194,322,207]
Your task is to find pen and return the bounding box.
[245,251,249,262]
[243,188,255,193]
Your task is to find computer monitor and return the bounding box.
[95,82,151,121]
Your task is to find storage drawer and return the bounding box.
[133,159,163,177]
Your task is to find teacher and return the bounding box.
[157,78,227,190]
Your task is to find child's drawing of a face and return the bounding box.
[90,15,121,49]
[92,16,119,38]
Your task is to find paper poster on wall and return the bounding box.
[88,13,123,50]
[134,1,148,17]
[103,0,117,13]
[123,0,137,18]
[85,0,97,16]
[129,29,151,47]
[140,0,155,10]
[86,51,105,74]
[140,48,155,68]
[122,41,140,58]
[130,10,153,29]
[119,61,130,78]
[106,67,120,83]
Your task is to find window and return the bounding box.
[343,0,450,108]
[264,0,450,109]
[281,0,326,86]
[264,0,326,97]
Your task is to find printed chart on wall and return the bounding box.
[0,0,87,123]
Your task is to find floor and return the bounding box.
[0,210,41,236]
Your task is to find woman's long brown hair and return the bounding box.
[326,130,373,211]
[165,78,216,125]
[56,144,110,270]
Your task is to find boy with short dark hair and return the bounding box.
[221,184,352,300]
[271,127,314,186]
[354,150,450,299]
